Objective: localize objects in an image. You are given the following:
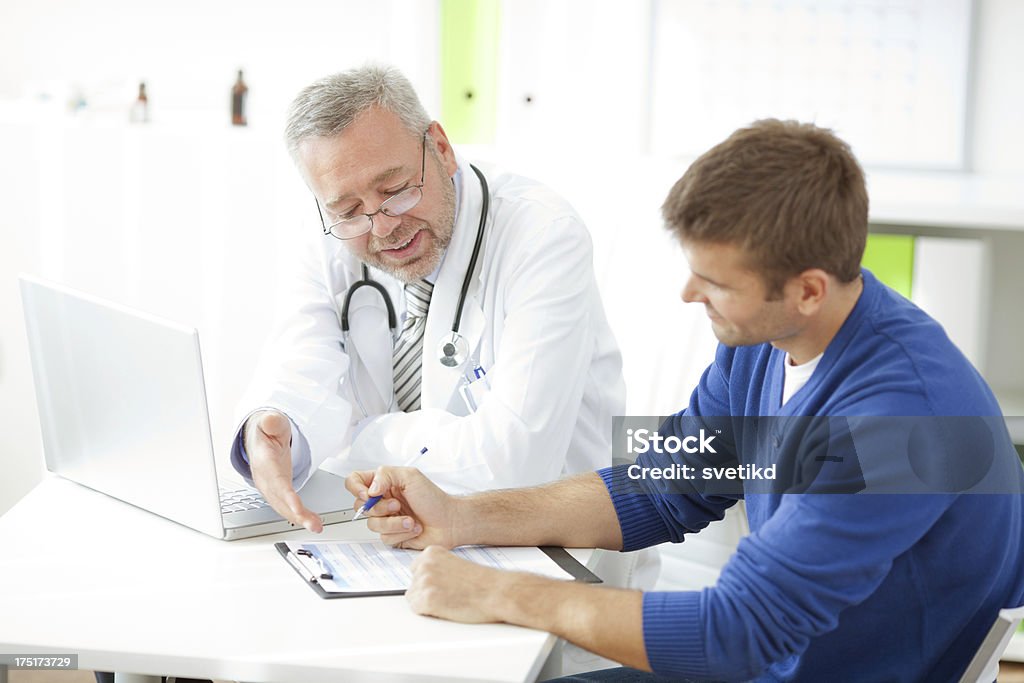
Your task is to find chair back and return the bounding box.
[958,605,1024,683]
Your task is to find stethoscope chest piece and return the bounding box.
[437,332,470,368]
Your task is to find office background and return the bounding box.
[1,0,1022,636]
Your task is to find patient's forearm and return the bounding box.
[494,571,649,670]
[455,472,624,550]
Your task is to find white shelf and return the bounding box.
[998,390,1024,417]
[868,170,1024,232]
[997,390,1024,446]
[1003,630,1024,663]
[1002,390,1024,667]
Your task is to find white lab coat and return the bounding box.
[235,155,625,494]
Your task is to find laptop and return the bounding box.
[19,275,355,540]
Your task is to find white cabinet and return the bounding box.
[867,170,1024,414]
[496,0,651,154]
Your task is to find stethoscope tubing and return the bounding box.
[450,165,488,337]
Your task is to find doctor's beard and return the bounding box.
[364,166,456,284]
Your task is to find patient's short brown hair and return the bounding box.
[662,119,868,297]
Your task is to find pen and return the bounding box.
[352,446,428,521]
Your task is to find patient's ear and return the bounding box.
[791,269,829,315]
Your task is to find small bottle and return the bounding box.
[130,82,149,123]
[231,70,248,126]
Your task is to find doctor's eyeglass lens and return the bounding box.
[316,130,428,241]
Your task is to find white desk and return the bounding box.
[0,476,592,682]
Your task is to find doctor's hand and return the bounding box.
[244,410,323,533]
[345,467,462,549]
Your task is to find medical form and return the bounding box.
[277,540,581,597]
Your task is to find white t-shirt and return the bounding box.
[781,352,823,406]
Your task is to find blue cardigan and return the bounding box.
[600,269,1024,681]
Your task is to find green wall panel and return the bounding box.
[862,233,915,299]
[440,0,501,144]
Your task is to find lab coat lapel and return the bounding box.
[422,159,486,412]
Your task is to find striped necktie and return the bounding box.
[393,280,434,412]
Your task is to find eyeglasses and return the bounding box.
[316,131,428,241]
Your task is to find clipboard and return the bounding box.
[276,542,602,600]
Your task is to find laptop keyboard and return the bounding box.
[219,486,271,514]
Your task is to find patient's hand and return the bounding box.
[406,546,510,623]
[345,466,462,549]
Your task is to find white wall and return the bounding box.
[0,0,441,129]
[0,0,441,515]
[970,0,1024,174]
[0,122,44,515]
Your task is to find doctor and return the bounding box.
[230,65,625,532]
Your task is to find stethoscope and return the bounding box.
[339,165,489,413]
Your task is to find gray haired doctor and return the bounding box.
[230,65,625,534]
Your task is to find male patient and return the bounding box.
[345,120,1024,681]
